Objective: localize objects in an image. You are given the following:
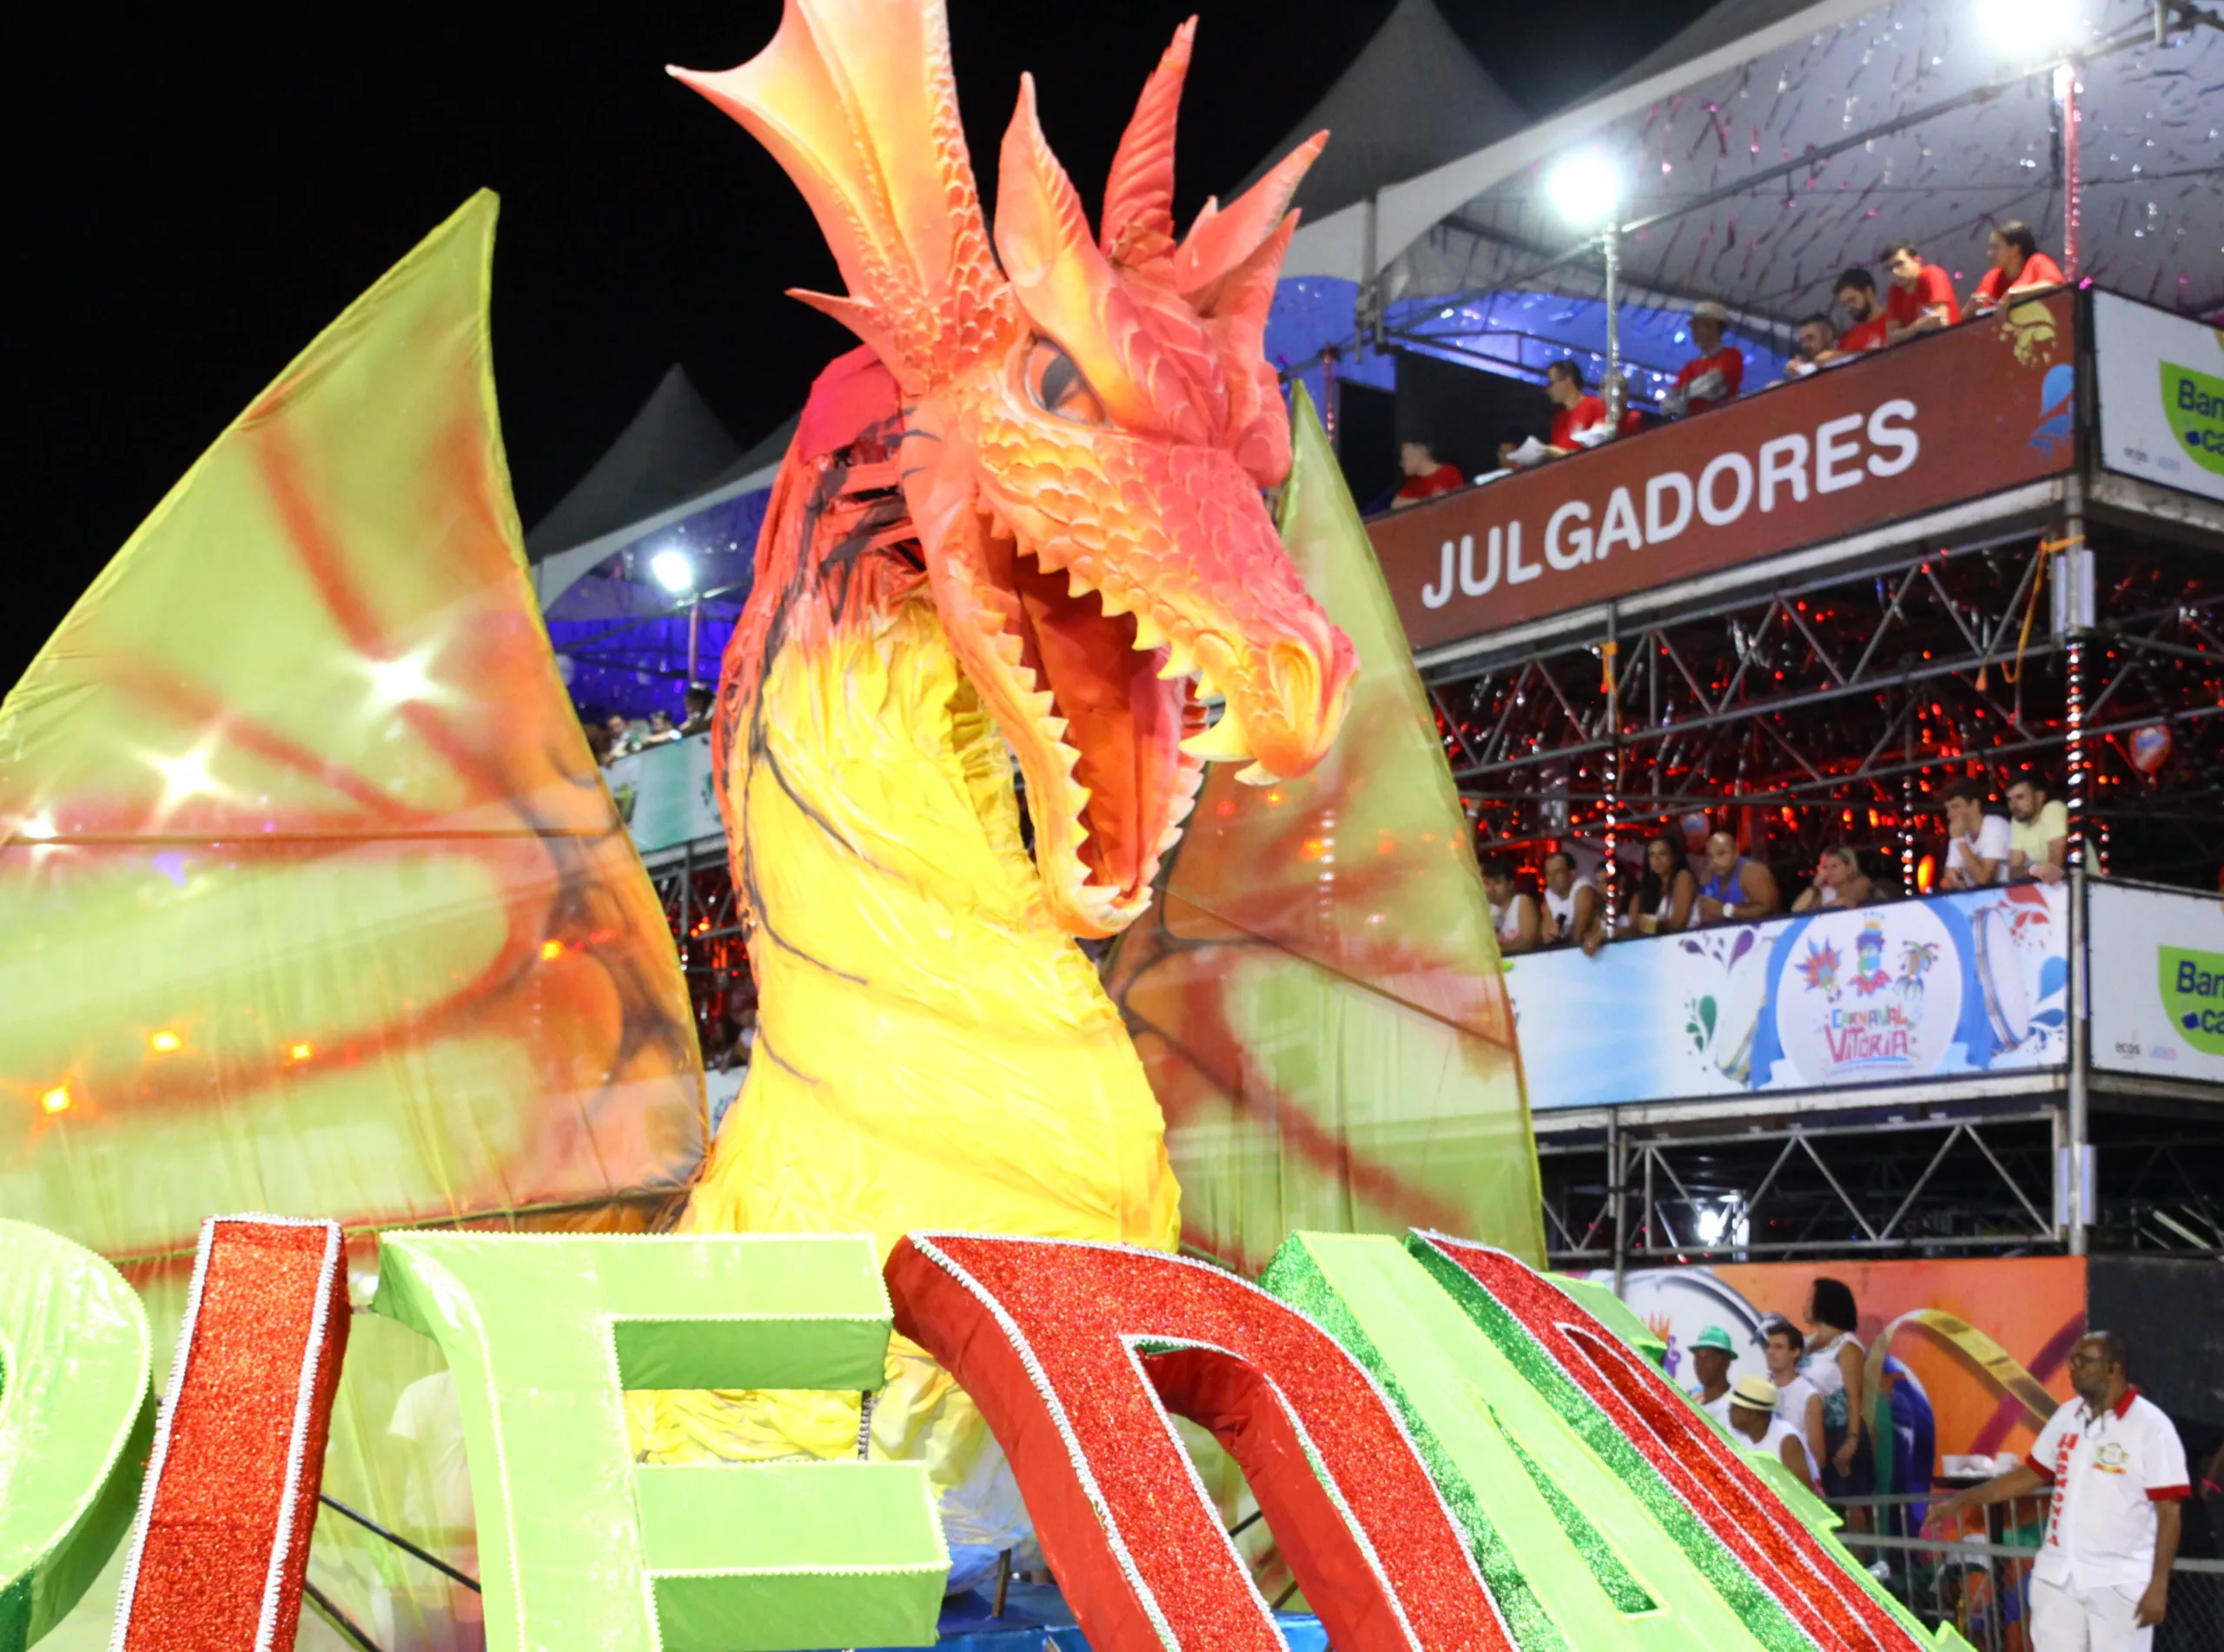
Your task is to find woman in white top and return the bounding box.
[1803,1276,1874,1527]
[1618,834,1697,938]
[1481,854,1540,955]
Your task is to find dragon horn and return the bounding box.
[668,0,1006,392]
[1175,129,1327,310]
[1100,16,1197,269]
[995,73,1169,433]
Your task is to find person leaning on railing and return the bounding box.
[1926,1331,2188,1648]
[1969,220,2068,317]
[1792,846,1872,913]
[1617,833,1698,940]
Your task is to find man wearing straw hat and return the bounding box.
[1728,1376,1820,1490]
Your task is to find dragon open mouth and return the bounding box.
[968,512,1215,935]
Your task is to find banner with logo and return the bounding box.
[606,733,721,855]
[2088,879,2224,1082]
[2093,291,2224,505]
[1367,292,2076,651]
[1509,884,2069,1110]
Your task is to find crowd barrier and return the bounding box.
[1825,1492,2224,1652]
[1508,876,2223,1110]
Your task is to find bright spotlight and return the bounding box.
[1980,0,2080,56]
[1546,152,1621,228]
[649,548,697,594]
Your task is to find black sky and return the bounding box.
[6,1,1714,685]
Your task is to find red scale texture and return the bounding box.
[118,1219,348,1652]
[1432,1239,1924,1652]
[890,1234,1510,1652]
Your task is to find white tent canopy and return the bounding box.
[1286,0,2222,324]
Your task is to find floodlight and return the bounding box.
[1546,152,1621,228]
[650,547,697,594]
[1979,0,2081,56]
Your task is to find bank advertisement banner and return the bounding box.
[1509,884,2069,1110]
[2088,880,2224,1083]
[606,732,721,855]
[2094,290,2224,504]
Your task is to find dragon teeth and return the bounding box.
[1234,762,1276,786]
[1157,640,1197,681]
[1131,611,1168,651]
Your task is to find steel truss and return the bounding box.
[1538,1097,2224,1270]
[644,840,752,1035]
[1426,531,2224,882]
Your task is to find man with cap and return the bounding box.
[1686,1325,1738,1424]
[1667,302,1744,415]
[1729,1375,1821,1489]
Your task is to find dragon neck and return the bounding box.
[685,441,1179,1257]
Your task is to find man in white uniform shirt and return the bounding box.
[1928,1332,2187,1649]
[1763,1319,1827,1484]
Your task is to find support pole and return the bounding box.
[1610,1114,1628,1296]
[1602,225,1625,432]
[686,594,702,685]
[2056,63,2082,281]
[1603,605,1621,928]
[2066,864,2090,1256]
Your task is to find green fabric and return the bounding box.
[1546,1273,1668,1369]
[373,1232,944,1652]
[1105,387,1544,1274]
[0,1221,153,1651]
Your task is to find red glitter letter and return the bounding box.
[888,1233,1512,1652]
[1411,1232,1926,1652]
[111,1216,349,1652]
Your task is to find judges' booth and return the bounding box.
[1363,287,2223,1270]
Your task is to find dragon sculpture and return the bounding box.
[632,0,1357,1547]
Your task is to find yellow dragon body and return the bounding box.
[633,0,1354,1554]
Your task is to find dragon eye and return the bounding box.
[1024,338,1108,426]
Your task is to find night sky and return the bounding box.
[8,0,1713,685]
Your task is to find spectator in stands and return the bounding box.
[680,684,715,737]
[1926,1332,2188,1643]
[1940,777,2011,889]
[1804,1277,1873,1520]
[1792,846,1872,912]
[1729,1377,1822,1489]
[1666,301,1744,413]
[645,709,682,745]
[604,711,639,758]
[1764,1321,1828,1485]
[1621,833,1698,936]
[1544,359,1612,454]
[1969,221,2067,315]
[1687,1325,1737,1424]
[1883,240,1961,342]
[2006,770,2070,884]
[1539,849,1602,950]
[1833,268,1890,354]
[1392,437,1467,508]
[1482,853,1541,955]
[1784,314,1843,378]
[584,715,615,767]
[1698,830,1780,925]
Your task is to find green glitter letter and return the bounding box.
[0,1219,155,1652]
[373,1233,945,1652]
[1261,1232,1971,1652]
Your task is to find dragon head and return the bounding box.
[678,3,1354,935]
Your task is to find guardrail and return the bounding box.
[1824,1491,2222,1652]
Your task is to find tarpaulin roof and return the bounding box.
[525,364,743,561]
[1285,0,2224,321]
[1234,0,1529,220]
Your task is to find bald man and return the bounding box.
[1697,831,1780,926]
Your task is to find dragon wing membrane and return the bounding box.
[672,0,1013,388]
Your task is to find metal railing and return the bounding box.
[1826,1492,2223,1652]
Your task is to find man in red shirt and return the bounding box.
[1669,301,1744,413]
[1833,268,1890,354]
[1545,359,1609,453]
[1884,240,1960,342]
[1969,219,2068,314]
[1391,438,1466,508]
